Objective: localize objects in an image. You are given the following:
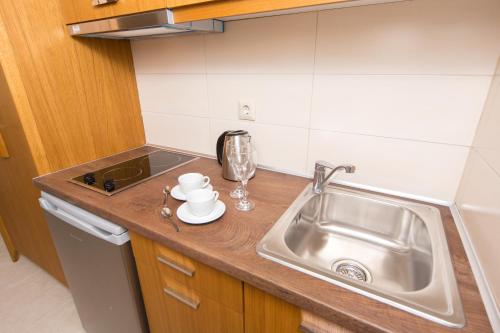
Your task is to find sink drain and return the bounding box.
[332,259,372,283]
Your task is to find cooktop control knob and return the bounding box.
[103,179,115,192]
[83,173,96,185]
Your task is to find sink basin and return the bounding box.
[257,184,465,327]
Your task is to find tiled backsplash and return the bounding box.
[132,0,500,202]
[455,61,500,325]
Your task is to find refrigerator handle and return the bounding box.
[39,198,129,245]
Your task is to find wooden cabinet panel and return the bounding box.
[0,131,9,158]
[173,0,352,23]
[166,0,220,8]
[0,0,144,282]
[244,283,302,333]
[155,242,243,312]
[0,65,65,282]
[60,0,168,24]
[0,215,18,262]
[131,232,244,333]
[160,278,244,333]
[300,311,355,333]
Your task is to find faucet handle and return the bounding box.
[315,160,337,171]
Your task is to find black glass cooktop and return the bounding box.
[70,150,197,196]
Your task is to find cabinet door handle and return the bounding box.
[0,131,9,158]
[163,287,200,310]
[157,255,195,277]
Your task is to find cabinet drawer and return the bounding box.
[160,277,244,333]
[130,233,243,313]
[155,242,243,313]
[60,0,168,24]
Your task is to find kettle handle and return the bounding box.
[216,131,231,165]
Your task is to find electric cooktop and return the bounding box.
[70,150,197,196]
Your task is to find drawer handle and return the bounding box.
[157,255,195,277]
[163,287,200,310]
[91,0,118,6]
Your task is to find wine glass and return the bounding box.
[228,135,251,199]
[226,140,257,211]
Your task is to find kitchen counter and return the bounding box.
[33,146,492,333]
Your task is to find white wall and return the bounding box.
[455,60,500,328]
[131,0,500,202]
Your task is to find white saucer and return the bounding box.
[171,184,213,201]
[176,200,226,225]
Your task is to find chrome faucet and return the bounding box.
[312,161,356,194]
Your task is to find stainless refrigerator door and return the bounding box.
[44,211,148,333]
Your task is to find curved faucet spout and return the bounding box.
[312,161,356,194]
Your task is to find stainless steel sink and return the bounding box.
[257,184,465,327]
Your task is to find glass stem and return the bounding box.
[240,179,249,204]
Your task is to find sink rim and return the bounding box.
[257,184,465,328]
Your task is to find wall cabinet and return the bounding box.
[171,0,356,23]
[59,0,359,26]
[131,232,353,333]
[60,0,167,24]
[166,0,219,8]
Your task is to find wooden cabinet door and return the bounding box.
[0,66,66,283]
[60,0,168,24]
[131,233,244,333]
[244,283,302,333]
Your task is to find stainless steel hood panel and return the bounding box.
[68,9,223,39]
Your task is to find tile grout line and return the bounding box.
[142,110,472,148]
[202,34,213,154]
[304,11,320,174]
[136,72,494,77]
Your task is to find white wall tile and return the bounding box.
[210,119,309,174]
[136,74,209,117]
[456,149,500,311]
[315,0,500,75]
[473,75,500,174]
[143,113,211,154]
[311,75,490,145]
[307,130,469,201]
[131,0,500,202]
[131,35,206,73]
[207,74,313,127]
[205,12,317,74]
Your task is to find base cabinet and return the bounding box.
[130,232,244,333]
[131,232,352,333]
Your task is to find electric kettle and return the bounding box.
[216,130,250,181]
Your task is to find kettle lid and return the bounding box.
[226,130,248,137]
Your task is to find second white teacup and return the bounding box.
[186,189,219,217]
[178,172,210,195]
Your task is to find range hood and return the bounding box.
[68,9,223,39]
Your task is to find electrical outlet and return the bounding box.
[238,100,256,121]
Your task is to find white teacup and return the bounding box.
[186,189,219,217]
[178,173,210,195]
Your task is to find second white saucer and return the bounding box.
[176,200,226,225]
[171,184,213,201]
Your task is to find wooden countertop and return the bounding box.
[33,146,492,333]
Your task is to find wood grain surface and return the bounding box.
[132,232,244,333]
[0,65,66,282]
[33,146,492,333]
[0,131,9,158]
[0,215,18,262]
[172,0,352,23]
[167,0,219,9]
[0,0,144,282]
[60,0,167,24]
